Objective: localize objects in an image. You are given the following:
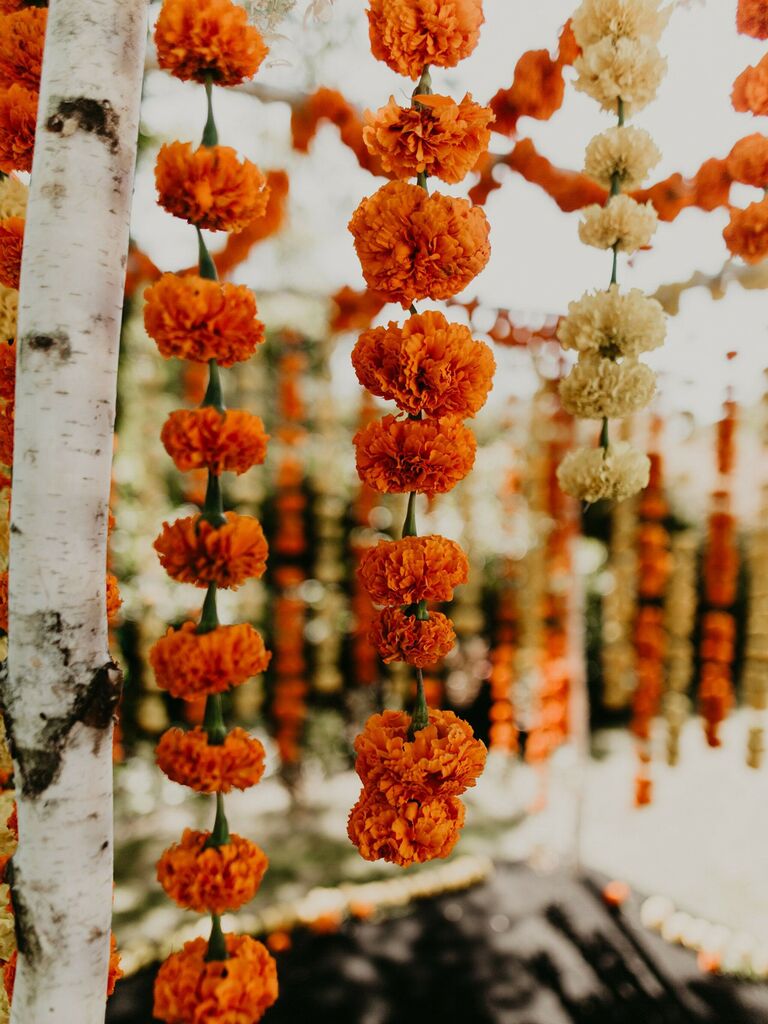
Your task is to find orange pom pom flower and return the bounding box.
[727,133,768,188]
[155,0,268,86]
[144,273,264,365]
[723,197,768,263]
[153,934,278,1024]
[733,55,768,116]
[156,725,266,793]
[150,621,271,699]
[357,534,469,605]
[0,338,15,402]
[154,512,268,589]
[352,310,495,418]
[0,216,23,289]
[155,141,270,232]
[157,828,268,914]
[161,406,268,475]
[369,606,456,667]
[0,7,46,91]
[349,181,490,308]
[367,0,484,80]
[347,789,464,866]
[737,0,768,38]
[0,83,37,173]
[354,414,476,497]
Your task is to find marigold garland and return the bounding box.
[156,726,266,793]
[358,535,469,606]
[366,0,483,80]
[154,512,268,589]
[0,217,23,292]
[157,829,268,914]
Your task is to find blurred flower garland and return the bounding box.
[144,0,278,1019]
[556,0,669,503]
[345,0,492,868]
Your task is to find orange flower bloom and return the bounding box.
[354,708,486,804]
[0,83,37,173]
[155,142,269,232]
[107,934,123,998]
[153,934,278,1024]
[0,7,46,90]
[363,93,493,184]
[144,273,264,365]
[0,216,23,289]
[106,572,122,624]
[727,133,768,188]
[155,0,268,86]
[723,197,768,263]
[692,158,732,212]
[0,398,14,466]
[155,512,268,589]
[348,789,464,866]
[369,606,456,667]
[348,181,490,308]
[490,49,566,136]
[161,407,268,475]
[157,828,268,914]
[357,534,469,605]
[732,54,768,116]
[737,0,768,38]
[0,338,14,402]
[354,414,476,496]
[150,621,271,699]
[0,0,23,11]
[156,725,265,792]
[352,310,495,418]
[367,0,483,80]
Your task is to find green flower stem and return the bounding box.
[601,97,626,451]
[205,914,227,962]
[409,303,418,316]
[203,358,225,412]
[600,417,609,450]
[402,490,418,538]
[408,670,429,737]
[202,76,219,148]
[202,473,227,527]
[198,581,220,633]
[617,96,625,127]
[203,692,227,746]
[415,65,432,98]
[196,226,219,282]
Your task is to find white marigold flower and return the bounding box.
[0,175,27,221]
[572,0,671,48]
[557,285,666,357]
[575,37,667,115]
[0,285,18,343]
[559,353,656,419]
[557,442,650,503]
[584,126,661,189]
[579,194,658,253]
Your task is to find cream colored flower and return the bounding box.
[560,353,655,419]
[0,980,9,1024]
[557,442,650,503]
[579,194,658,252]
[584,126,661,189]
[0,287,17,343]
[0,175,27,222]
[575,37,667,115]
[572,0,671,48]
[0,886,14,962]
[557,285,666,357]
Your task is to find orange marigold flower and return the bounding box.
[367,0,483,80]
[727,133,768,188]
[692,157,732,212]
[144,273,264,365]
[150,621,271,699]
[0,568,6,633]
[490,50,566,137]
[107,934,123,998]
[0,83,37,174]
[156,725,266,792]
[0,338,14,402]
[732,54,768,116]
[161,407,268,475]
[357,534,469,605]
[0,216,23,289]
[154,511,268,589]
[723,197,768,263]
[354,707,486,804]
[354,414,476,497]
[0,7,46,90]
[153,934,278,1024]
[106,572,122,624]
[737,0,768,38]
[155,0,268,86]
[0,0,23,11]
[363,93,492,184]
[0,398,13,466]
[369,606,456,667]
[352,310,495,418]
[348,789,464,866]
[156,141,269,232]
[348,181,490,308]
[157,828,268,914]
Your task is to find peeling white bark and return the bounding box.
[2,1,147,1021]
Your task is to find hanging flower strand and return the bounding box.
[346,0,492,868]
[557,0,670,503]
[145,1,277,1020]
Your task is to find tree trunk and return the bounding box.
[2,1,147,1021]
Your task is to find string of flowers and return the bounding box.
[344,0,492,867]
[662,530,697,766]
[744,480,768,770]
[144,1,278,1019]
[556,0,670,504]
[601,473,639,709]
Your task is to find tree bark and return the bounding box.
[2,1,147,1021]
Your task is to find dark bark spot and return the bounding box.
[23,330,71,364]
[7,864,42,961]
[46,97,120,153]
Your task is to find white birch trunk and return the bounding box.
[2,2,147,1021]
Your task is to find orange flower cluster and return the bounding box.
[0,73,37,176]
[724,196,768,263]
[0,7,45,91]
[0,216,23,290]
[151,621,271,700]
[155,0,268,86]
[349,393,381,688]
[369,607,456,668]
[348,708,485,866]
[737,0,768,39]
[156,726,266,793]
[727,133,768,188]
[367,0,483,79]
[154,512,268,589]
[358,535,468,606]
[732,54,768,116]
[154,934,278,1024]
[161,406,268,475]
[157,828,268,914]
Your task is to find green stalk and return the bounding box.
[196,226,218,282]
[202,76,219,148]
[600,417,610,451]
[205,914,227,962]
[402,491,417,538]
[600,97,625,448]
[408,670,429,737]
